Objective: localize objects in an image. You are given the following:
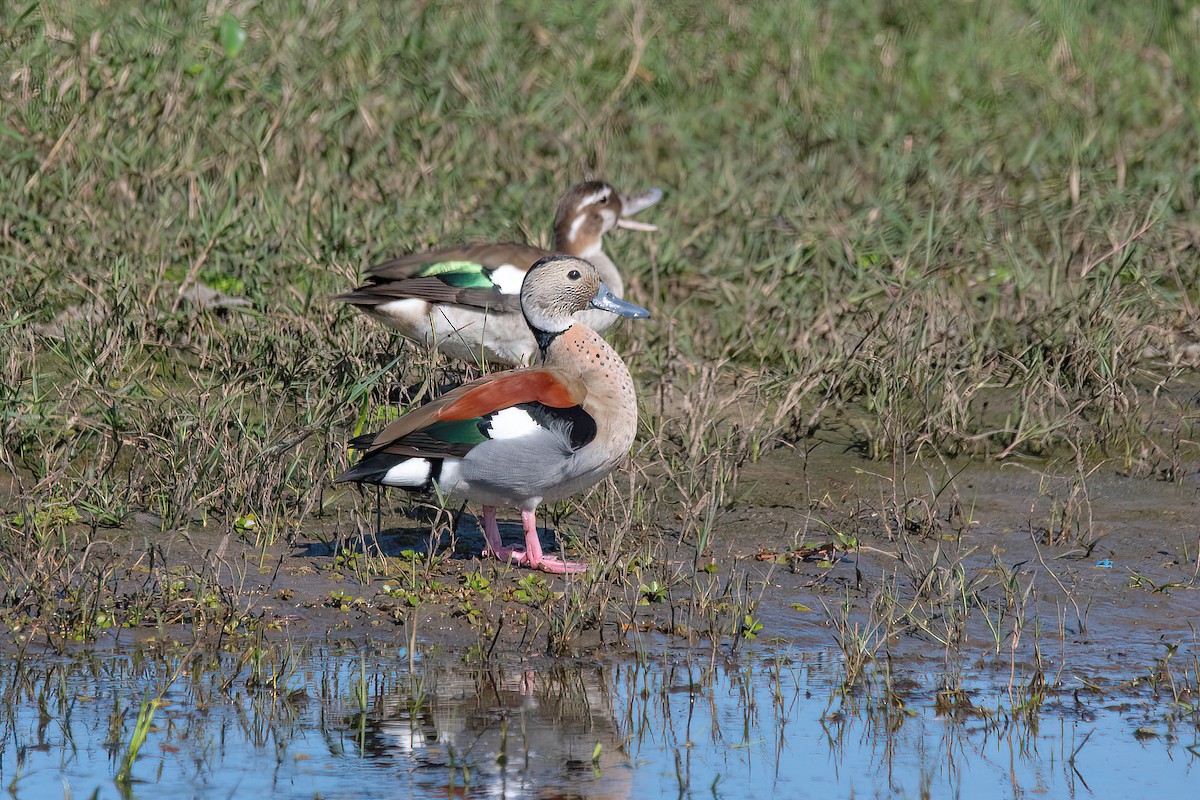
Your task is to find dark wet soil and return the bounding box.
[16,433,1195,691]
[721,438,1200,677]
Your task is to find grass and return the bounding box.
[2,0,1200,664]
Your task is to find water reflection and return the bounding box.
[0,646,1194,799]
[359,665,631,799]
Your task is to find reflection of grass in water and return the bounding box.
[614,649,1200,797]
[0,644,1194,796]
[115,694,160,790]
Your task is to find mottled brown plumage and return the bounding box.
[335,181,661,365]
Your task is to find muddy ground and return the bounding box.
[26,434,1197,692]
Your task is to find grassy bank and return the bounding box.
[2,0,1199,646]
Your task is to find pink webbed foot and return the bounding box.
[519,508,587,574]
[482,545,518,562]
[530,555,587,575]
[477,507,587,574]
[484,545,587,574]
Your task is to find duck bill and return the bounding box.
[617,187,663,231]
[591,283,650,318]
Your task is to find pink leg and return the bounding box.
[480,506,517,562]
[480,506,586,574]
[521,508,586,575]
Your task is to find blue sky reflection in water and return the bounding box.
[0,647,1195,799]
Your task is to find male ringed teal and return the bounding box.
[336,255,649,574]
[335,181,661,365]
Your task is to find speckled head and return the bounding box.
[520,256,650,338]
[553,181,663,257]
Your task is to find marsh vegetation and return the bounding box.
[3,1,1200,794]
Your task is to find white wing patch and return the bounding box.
[379,298,430,323]
[382,458,432,488]
[489,264,526,295]
[486,407,541,440]
[437,459,462,490]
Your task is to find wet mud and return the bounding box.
[22,434,1196,693]
[3,438,1200,798]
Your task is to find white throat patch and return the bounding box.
[566,213,587,246]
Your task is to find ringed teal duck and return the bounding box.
[335,181,661,365]
[336,255,649,574]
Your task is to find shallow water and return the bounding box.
[1,645,1196,800]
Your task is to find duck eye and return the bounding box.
[568,269,581,280]
[598,194,609,205]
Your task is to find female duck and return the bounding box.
[336,181,660,365]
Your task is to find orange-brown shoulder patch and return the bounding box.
[366,369,585,451]
[435,370,582,421]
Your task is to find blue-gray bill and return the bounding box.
[591,284,650,318]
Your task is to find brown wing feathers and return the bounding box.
[366,369,586,452]
[336,244,544,310]
[365,243,548,280]
[344,277,520,312]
